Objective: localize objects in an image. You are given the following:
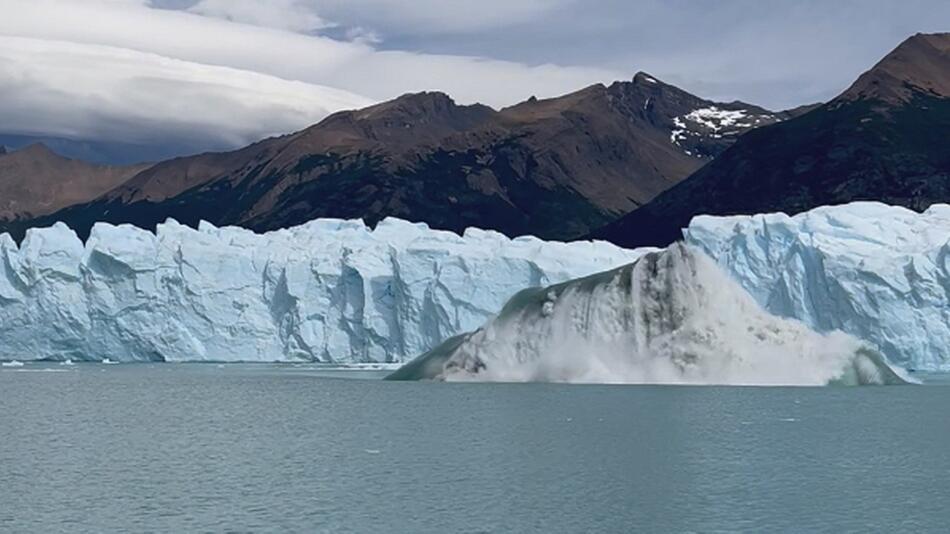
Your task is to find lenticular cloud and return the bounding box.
[0,35,373,148]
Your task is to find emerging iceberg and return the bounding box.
[387,244,908,386]
[686,202,950,371]
[0,218,643,362]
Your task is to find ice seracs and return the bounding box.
[685,202,950,371]
[387,244,908,386]
[0,217,643,363]
[2,202,946,372]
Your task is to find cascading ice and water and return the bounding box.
[388,244,909,386]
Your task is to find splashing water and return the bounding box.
[388,244,910,386]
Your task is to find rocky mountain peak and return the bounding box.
[13,142,60,160]
[840,32,950,103]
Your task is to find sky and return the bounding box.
[1,0,947,155]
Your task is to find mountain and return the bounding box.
[0,144,151,221]
[1,74,798,242]
[595,33,950,248]
[0,134,219,166]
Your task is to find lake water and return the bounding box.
[2,363,949,532]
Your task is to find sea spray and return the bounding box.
[388,244,908,386]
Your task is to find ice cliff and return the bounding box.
[387,244,908,386]
[686,202,950,371]
[0,218,644,362]
[2,202,947,372]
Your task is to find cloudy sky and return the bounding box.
[1,0,947,155]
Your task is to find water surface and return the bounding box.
[2,363,948,532]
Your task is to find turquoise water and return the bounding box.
[2,363,949,532]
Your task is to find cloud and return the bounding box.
[0,0,616,106]
[0,35,373,148]
[324,0,950,110]
[310,0,575,34]
[0,0,619,151]
[2,0,948,156]
[188,0,331,33]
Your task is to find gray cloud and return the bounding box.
[288,0,950,109]
[1,0,946,154]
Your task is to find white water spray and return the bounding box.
[389,244,909,386]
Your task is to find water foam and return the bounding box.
[388,244,909,386]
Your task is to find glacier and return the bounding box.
[386,244,909,386]
[2,201,947,372]
[0,218,643,363]
[686,202,950,371]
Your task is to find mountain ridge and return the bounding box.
[595,32,950,248]
[2,73,799,242]
[0,144,151,222]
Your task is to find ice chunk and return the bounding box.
[388,244,907,386]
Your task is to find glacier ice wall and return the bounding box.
[685,202,950,371]
[387,244,908,386]
[0,218,645,362]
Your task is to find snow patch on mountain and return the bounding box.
[669,105,781,156]
[685,107,754,131]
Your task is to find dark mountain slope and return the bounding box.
[595,33,950,248]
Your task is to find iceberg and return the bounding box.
[387,244,908,385]
[0,218,643,363]
[685,202,950,371]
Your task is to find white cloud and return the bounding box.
[188,0,331,33]
[0,0,616,106]
[0,35,373,147]
[0,0,618,149]
[310,0,574,34]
